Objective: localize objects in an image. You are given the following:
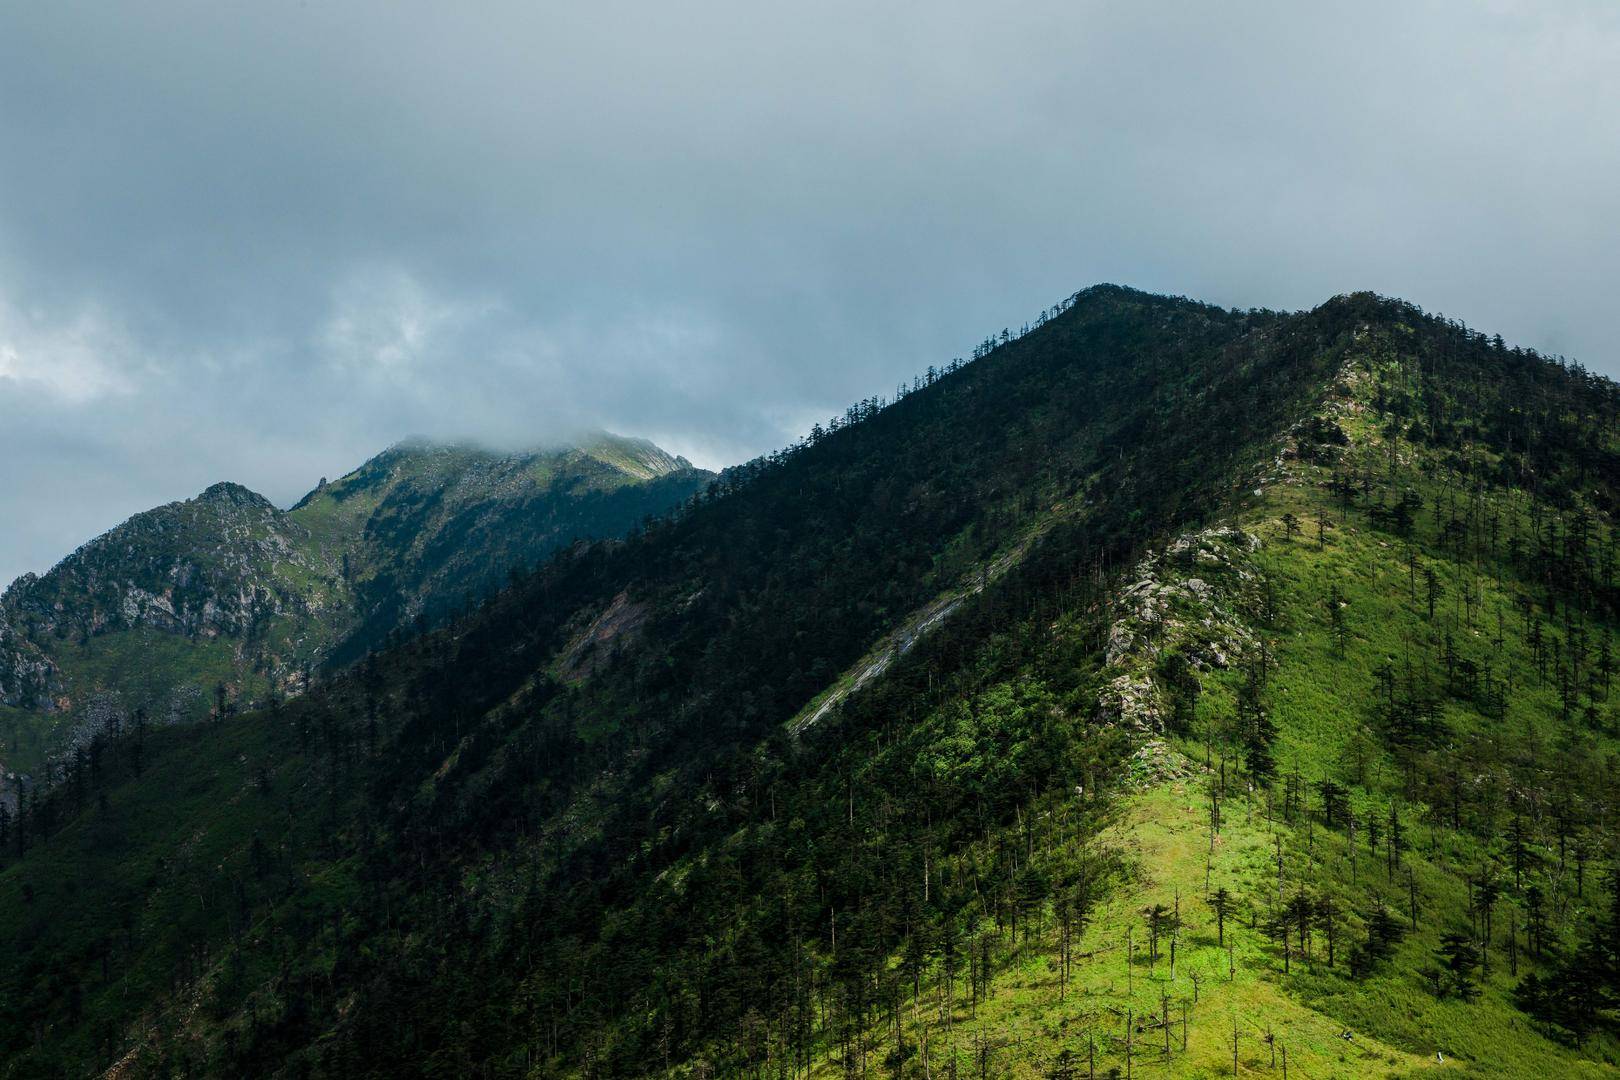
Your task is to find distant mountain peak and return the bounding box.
[574,431,696,479]
[1,428,713,730]
[194,481,277,511]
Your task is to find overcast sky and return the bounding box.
[2,2,1618,587]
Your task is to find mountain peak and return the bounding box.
[575,431,696,479]
[0,428,714,722]
[194,481,277,511]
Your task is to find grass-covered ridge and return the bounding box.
[825,331,1620,1077]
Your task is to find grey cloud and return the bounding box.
[3,1,1618,584]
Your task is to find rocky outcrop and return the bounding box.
[556,591,650,682]
[0,607,57,709]
[1,482,335,648]
[1096,525,1263,733]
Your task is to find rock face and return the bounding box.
[556,591,651,682]
[0,608,55,709]
[0,433,712,763]
[5,481,332,650]
[1096,525,1264,733]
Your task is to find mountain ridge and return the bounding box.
[6,286,1620,1077]
[0,432,712,778]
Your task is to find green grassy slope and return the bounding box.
[826,333,1620,1078]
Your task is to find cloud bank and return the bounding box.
[3,1,1618,584]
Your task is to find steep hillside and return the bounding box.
[4,287,1619,1080]
[801,308,1620,1078]
[293,434,709,670]
[0,434,710,779]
